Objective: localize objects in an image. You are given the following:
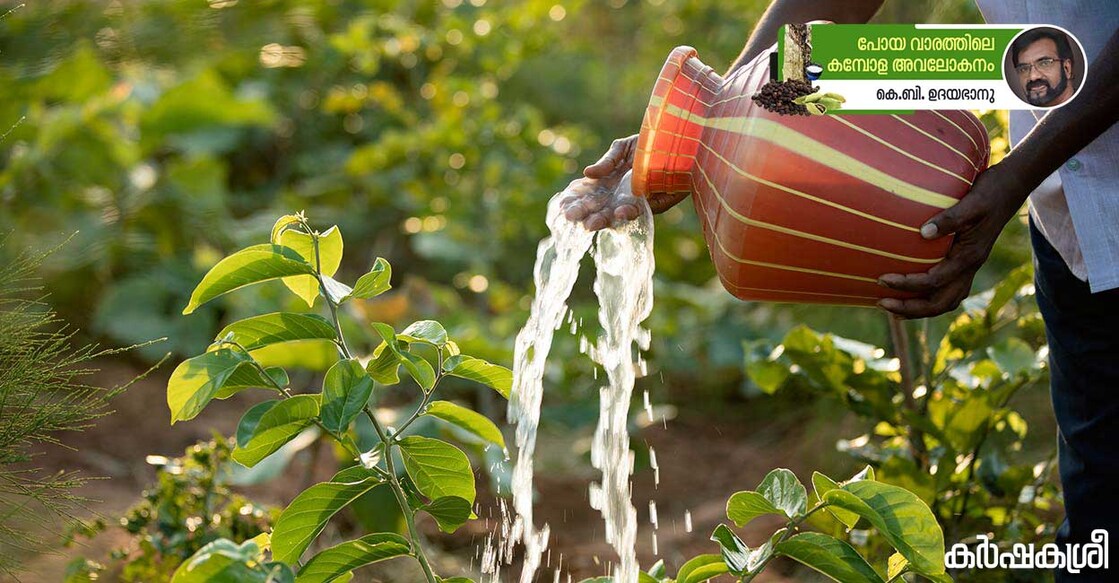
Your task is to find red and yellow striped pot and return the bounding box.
[632,46,990,306]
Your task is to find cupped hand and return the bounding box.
[877,163,1029,319]
[561,134,691,231]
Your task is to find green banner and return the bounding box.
[788,25,1022,81]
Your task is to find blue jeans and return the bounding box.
[1032,220,1119,581]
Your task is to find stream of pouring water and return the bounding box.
[491,171,654,583]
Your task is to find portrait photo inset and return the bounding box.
[1005,27,1085,108]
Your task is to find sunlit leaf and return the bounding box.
[343,258,392,301]
[280,226,343,307]
[399,320,448,347]
[214,312,337,352]
[822,482,945,576]
[425,400,505,449]
[321,359,374,434]
[774,532,884,583]
[421,496,472,534]
[233,395,320,467]
[442,355,511,398]
[398,436,475,504]
[296,533,410,583]
[183,244,313,314]
[167,348,249,424]
[271,477,384,565]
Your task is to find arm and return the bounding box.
[571,0,886,230]
[727,0,886,74]
[880,28,1119,318]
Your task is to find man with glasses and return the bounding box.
[1012,28,1077,107]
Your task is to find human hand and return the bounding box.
[562,134,690,230]
[877,163,1030,319]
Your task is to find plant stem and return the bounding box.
[364,406,439,583]
[305,227,438,582]
[308,229,353,360]
[740,504,827,582]
[888,315,927,468]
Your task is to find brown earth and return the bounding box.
[8,359,900,582]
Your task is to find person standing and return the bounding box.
[564,1,1119,579]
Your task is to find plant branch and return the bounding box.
[888,315,927,468]
[740,503,828,582]
[363,406,438,582]
[299,224,438,582]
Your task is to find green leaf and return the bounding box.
[726,490,781,528]
[236,400,279,447]
[773,532,884,583]
[167,349,250,424]
[987,264,1032,319]
[710,524,749,574]
[321,275,353,305]
[271,478,384,565]
[399,320,448,347]
[215,365,288,399]
[421,496,472,533]
[251,339,338,372]
[442,355,512,399]
[822,481,945,576]
[647,559,666,578]
[888,553,908,579]
[371,323,435,391]
[425,401,505,450]
[366,346,401,385]
[280,226,343,307]
[343,258,392,301]
[271,214,304,244]
[397,436,476,504]
[321,359,374,434]
[676,554,729,583]
[812,472,859,529]
[295,533,410,583]
[215,313,337,352]
[262,563,296,583]
[758,468,808,519]
[987,337,1038,378]
[183,244,314,314]
[171,539,266,583]
[233,395,320,467]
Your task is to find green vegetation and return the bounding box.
[0,1,1051,581]
[164,214,510,582]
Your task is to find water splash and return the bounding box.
[495,171,654,583]
[587,172,654,583]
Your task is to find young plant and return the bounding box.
[745,265,1054,581]
[578,467,949,583]
[166,212,511,583]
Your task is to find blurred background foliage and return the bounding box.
[0,0,1015,413]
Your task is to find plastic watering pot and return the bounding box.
[631,46,990,306]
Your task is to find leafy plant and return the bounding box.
[577,467,949,583]
[166,213,510,583]
[744,265,1055,581]
[64,438,277,582]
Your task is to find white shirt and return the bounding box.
[974,0,1119,292]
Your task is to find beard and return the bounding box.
[1025,68,1069,106]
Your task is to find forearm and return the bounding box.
[727,0,886,74]
[995,28,1119,202]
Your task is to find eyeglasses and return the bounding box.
[1015,57,1062,76]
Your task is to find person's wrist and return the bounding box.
[982,157,1035,219]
